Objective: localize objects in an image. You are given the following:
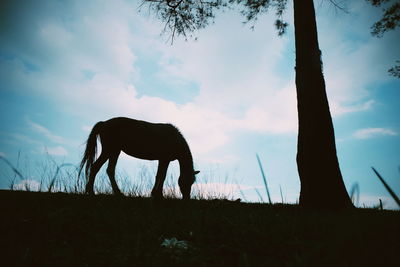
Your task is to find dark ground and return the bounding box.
[0,190,399,266]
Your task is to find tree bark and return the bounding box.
[293,0,353,209]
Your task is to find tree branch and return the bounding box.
[328,0,349,14]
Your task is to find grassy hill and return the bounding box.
[1,190,399,266]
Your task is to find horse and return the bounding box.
[78,117,199,199]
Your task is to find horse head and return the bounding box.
[179,170,200,200]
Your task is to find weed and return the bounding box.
[256,153,272,204]
[371,167,400,208]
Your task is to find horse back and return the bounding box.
[100,117,185,161]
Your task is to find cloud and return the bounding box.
[331,100,375,117]
[353,128,397,139]
[27,120,66,144]
[82,125,92,133]
[2,0,397,164]
[155,11,291,112]
[12,179,41,191]
[42,146,68,156]
[318,1,400,117]
[240,84,298,134]
[9,133,41,145]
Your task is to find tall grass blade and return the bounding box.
[371,167,400,208]
[47,177,57,193]
[48,163,77,192]
[254,188,264,203]
[256,154,272,204]
[0,155,25,180]
[52,163,77,181]
[349,183,360,206]
[279,185,284,203]
[236,182,248,202]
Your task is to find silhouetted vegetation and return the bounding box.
[1,154,399,265]
[1,190,399,266]
[371,167,400,207]
[368,0,400,37]
[367,0,400,78]
[142,0,353,209]
[256,153,272,204]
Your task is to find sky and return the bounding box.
[0,0,399,209]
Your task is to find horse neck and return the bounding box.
[178,149,194,175]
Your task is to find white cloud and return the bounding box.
[13,179,41,191]
[82,125,92,133]
[353,128,397,139]
[240,84,298,134]
[42,146,68,156]
[3,0,397,165]
[9,133,41,145]
[27,120,66,144]
[318,1,399,117]
[331,100,375,117]
[155,11,290,110]
[39,23,73,50]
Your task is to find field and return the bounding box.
[1,190,399,266]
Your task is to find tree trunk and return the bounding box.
[293,0,353,209]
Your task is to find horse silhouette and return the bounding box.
[78,117,199,199]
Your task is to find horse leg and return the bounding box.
[106,151,122,195]
[151,160,170,199]
[86,152,108,195]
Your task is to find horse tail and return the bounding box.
[78,121,103,181]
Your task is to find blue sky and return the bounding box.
[0,0,399,208]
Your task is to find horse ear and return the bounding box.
[194,170,200,175]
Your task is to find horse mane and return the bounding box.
[170,124,195,173]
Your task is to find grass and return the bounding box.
[256,153,272,204]
[1,156,400,265]
[371,167,400,207]
[1,153,243,201]
[1,190,399,266]
[2,154,399,208]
